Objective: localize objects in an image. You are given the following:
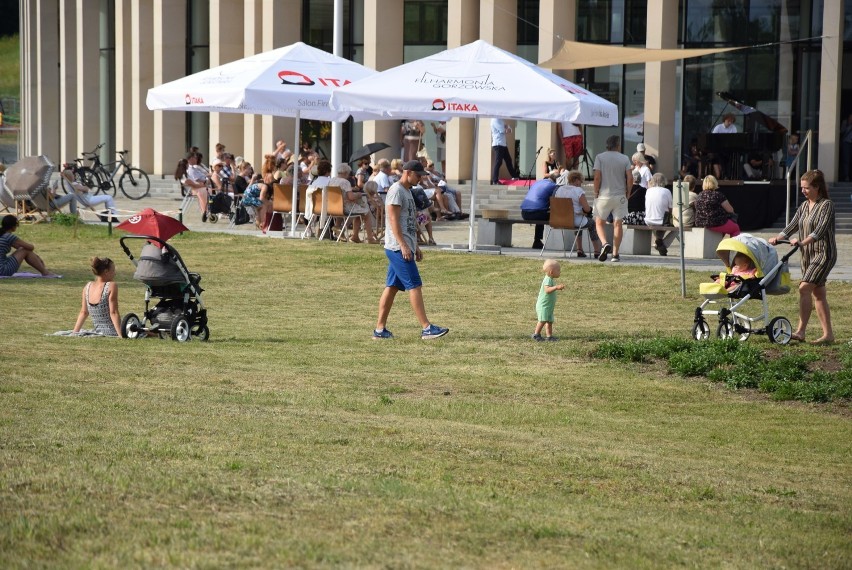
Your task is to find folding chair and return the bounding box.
[0,174,14,214]
[540,197,589,258]
[318,186,366,242]
[266,183,293,234]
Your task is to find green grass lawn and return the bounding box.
[0,34,20,100]
[1,225,850,568]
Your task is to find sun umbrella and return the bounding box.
[116,208,189,241]
[5,155,55,202]
[147,41,382,236]
[349,142,391,163]
[330,39,619,251]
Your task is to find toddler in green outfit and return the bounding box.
[533,259,565,341]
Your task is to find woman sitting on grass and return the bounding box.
[73,256,121,337]
[0,214,58,277]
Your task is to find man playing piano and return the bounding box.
[711,113,738,178]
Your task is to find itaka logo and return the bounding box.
[277,70,354,87]
[279,70,315,86]
[431,100,478,112]
[185,94,204,105]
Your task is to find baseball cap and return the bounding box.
[403,160,426,173]
[637,143,646,153]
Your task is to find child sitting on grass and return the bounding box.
[533,259,565,341]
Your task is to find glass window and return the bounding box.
[517,0,538,46]
[404,1,448,45]
[684,0,748,44]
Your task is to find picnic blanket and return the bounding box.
[48,330,114,337]
[0,272,63,279]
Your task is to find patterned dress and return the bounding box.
[781,198,836,285]
[0,232,21,276]
[85,282,119,336]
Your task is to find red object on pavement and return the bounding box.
[116,208,189,241]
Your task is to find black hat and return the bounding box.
[403,160,426,173]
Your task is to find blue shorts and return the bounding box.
[384,249,422,291]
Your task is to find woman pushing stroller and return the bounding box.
[769,170,836,345]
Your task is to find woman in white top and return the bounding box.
[554,170,602,258]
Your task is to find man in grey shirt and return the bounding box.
[373,160,449,341]
[593,135,633,262]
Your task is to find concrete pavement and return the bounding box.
[106,190,851,283]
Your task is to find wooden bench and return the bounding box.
[478,217,548,247]
[622,224,724,259]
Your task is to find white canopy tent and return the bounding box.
[330,40,619,251]
[146,42,379,235]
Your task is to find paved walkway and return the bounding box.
[107,192,852,283]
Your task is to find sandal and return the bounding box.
[428,238,437,246]
[576,251,587,258]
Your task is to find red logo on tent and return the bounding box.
[185,93,204,105]
[278,70,315,86]
[432,99,446,111]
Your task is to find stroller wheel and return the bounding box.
[170,315,192,342]
[767,317,792,345]
[692,319,711,341]
[209,213,219,223]
[120,313,144,339]
[192,324,210,342]
[717,319,735,340]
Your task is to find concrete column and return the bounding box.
[819,1,844,183]
[58,1,77,163]
[477,0,516,183]
[242,0,264,166]
[209,0,245,160]
[361,0,404,165]
[19,0,34,155]
[114,0,133,162]
[26,0,60,158]
[152,0,187,176]
[644,0,677,179]
[537,0,577,172]
[446,0,480,181]
[75,0,101,161]
[129,0,155,172]
[261,0,300,162]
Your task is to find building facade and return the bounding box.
[19,0,849,182]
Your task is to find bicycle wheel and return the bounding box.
[90,169,115,196]
[119,167,151,200]
[75,166,98,189]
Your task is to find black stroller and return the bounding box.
[118,235,209,342]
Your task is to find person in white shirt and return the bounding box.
[490,118,517,184]
[554,170,601,258]
[645,172,674,256]
[372,159,393,199]
[711,113,738,178]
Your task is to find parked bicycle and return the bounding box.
[75,143,151,200]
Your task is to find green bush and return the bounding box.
[592,336,851,403]
[50,212,79,227]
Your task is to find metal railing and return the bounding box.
[784,129,813,226]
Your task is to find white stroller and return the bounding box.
[693,234,798,344]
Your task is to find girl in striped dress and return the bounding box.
[73,257,121,337]
[769,170,836,345]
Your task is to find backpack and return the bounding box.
[230,204,251,225]
[210,192,232,214]
[411,186,431,211]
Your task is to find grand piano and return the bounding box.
[698,92,787,180]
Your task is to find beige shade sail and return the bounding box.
[539,40,748,70]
